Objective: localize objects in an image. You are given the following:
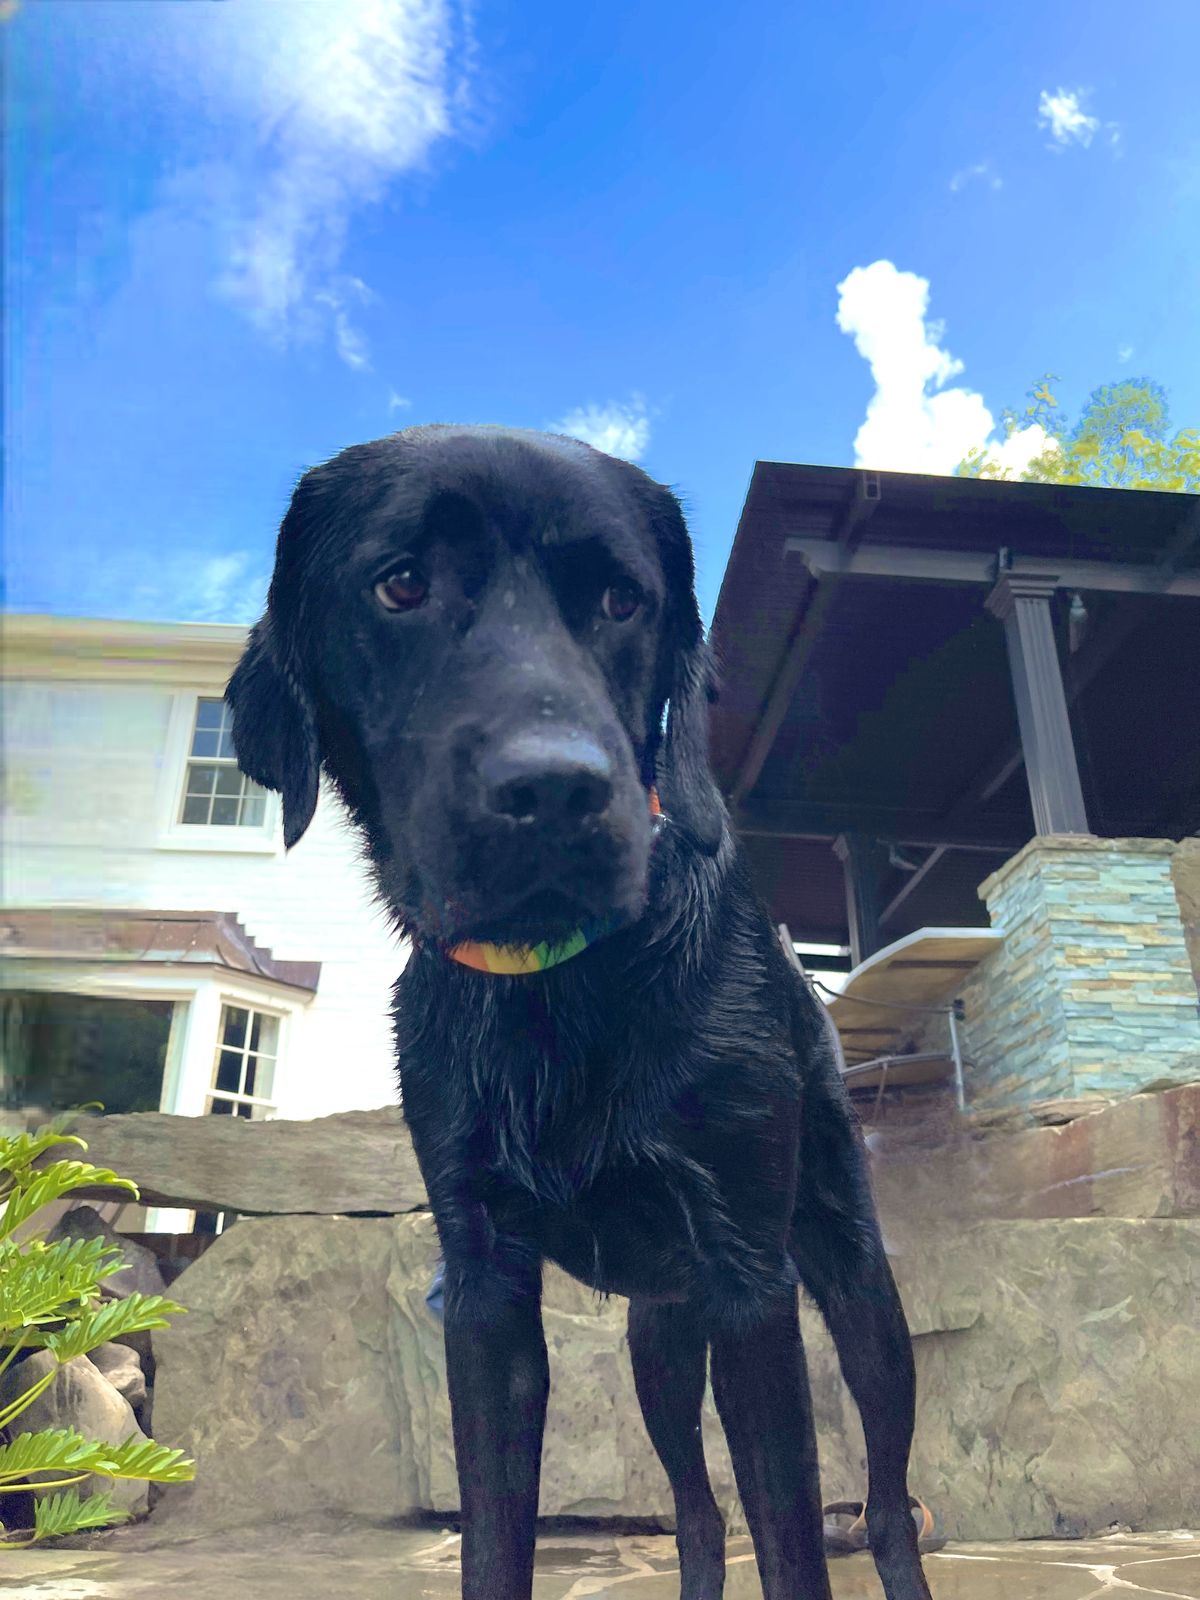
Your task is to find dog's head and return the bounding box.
[227,425,724,944]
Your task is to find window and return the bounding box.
[1,992,172,1117]
[179,698,267,828]
[207,1004,279,1119]
[156,695,281,852]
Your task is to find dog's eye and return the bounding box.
[600,581,642,623]
[375,565,430,612]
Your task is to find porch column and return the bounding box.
[985,573,1089,835]
[834,832,889,969]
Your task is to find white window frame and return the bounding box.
[206,1001,282,1120]
[155,692,282,854]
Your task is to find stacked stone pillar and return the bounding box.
[958,836,1199,1106]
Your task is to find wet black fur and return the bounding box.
[228,426,932,1600]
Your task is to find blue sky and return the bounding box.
[6,0,1199,626]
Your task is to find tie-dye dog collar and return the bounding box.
[444,788,663,975]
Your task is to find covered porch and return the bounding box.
[709,465,1200,1106]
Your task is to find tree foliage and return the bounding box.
[0,1117,194,1547]
[958,376,1200,492]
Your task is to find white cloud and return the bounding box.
[175,552,270,624]
[1117,343,1134,365]
[1038,87,1100,148]
[987,423,1057,476]
[315,278,375,370]
[125,1,474,365]
[388,389,414,412]
[123,551,268,624]
[835,260,1049,477]
[550,397,651,462]
[217,0,469,357]
[949,162,1003,193]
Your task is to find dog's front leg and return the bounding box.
[442,1252,549,1600]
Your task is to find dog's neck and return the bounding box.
[440,787,666,975]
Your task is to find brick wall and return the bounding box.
[959,837,1200,1107]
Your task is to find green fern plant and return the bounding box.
[0,1118,194,1547]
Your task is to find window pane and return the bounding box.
[181,794,211,825]
[240,793,265,827]
[254,1059,276,1103]
[222,1007,249,1049]
[211,796,239,826]
[215,1048,242,1094]
[191,729,220,758]
[235,1101,253,1118]
[195,699,224,731]
[215,766,243,797]
[208,1097,234,1116]
[217,726,237,759]
[187,764,220,796]
[255,1013,280,1055]
[244,1058,257,1097]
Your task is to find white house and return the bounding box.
[1,615,407,1154]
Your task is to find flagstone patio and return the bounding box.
[2,1524,1198,1599]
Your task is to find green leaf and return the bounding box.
[45,1293,186,1362]
[31,1487,127,1540]
[958,373,1198,492]
[0,1428,105,1484]
[100,1434,194,1484]
[0,1237,125,1335]
[0,1162,138,1241]
[0,1427,194,1491]
[0,1130,87,1181]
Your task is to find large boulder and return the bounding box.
[47,1204,168,1301]
[383,1213,746,1523]
[870,1082,1200,1244]
[151,1217,411,1529]
[0,1352,151,1519]
[69,1108,427,1216]
[151,1213,729,1530]
[903,1217,1200,1539]
[88,1341,149,1417]
[150,1212,1200,1542]
[385,1215,864,1527]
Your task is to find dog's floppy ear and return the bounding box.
[646,485,726,854]
[226,615,319,850]
[661,630,724,853]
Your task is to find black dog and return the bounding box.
[228,426,932,1600]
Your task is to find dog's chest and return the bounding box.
[481,1079,781,1306]
[403,944,799,1308]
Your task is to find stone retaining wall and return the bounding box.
[59,1088,1200,1543]
[151,1212,1200,1543]
[82,1088,1196,1548]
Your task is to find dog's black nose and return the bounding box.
[480,733,614,826]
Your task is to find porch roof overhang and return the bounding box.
[709,464,1200,947]
[0,909,321,997]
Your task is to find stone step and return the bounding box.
[69,1106,427,1216]
[870,1080,1200,1228]
[68,1082,1199,1228]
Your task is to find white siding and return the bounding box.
[3,677,406,1118]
